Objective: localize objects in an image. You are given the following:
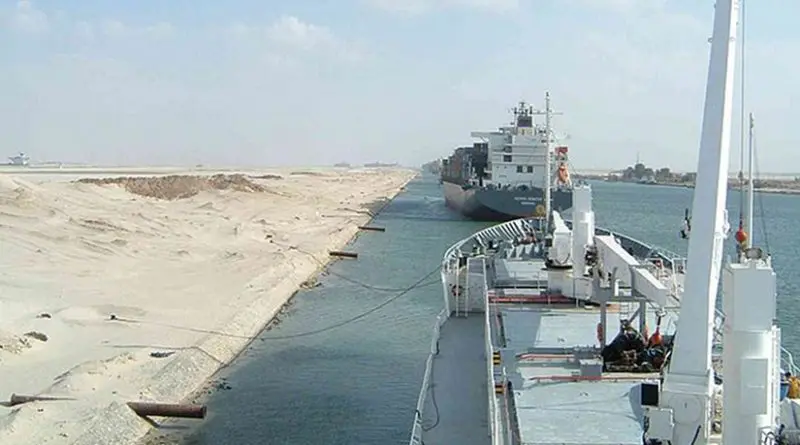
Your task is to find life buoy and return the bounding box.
[450,284,465,296]
[735,227,748,245]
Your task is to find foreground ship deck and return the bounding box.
[417,316,488,445]
[410,184,800,445]
[498,301,667,445]
[410,188,687,444]
[414,258,680,445]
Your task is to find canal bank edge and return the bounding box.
[69,171,418,445]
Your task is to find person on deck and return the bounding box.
[787,372,800,399]
[648,328,663,348]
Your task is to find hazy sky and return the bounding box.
[1,0,797,172]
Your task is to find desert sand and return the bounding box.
[0,166,416,445]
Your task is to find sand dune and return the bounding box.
[0,167,416,445]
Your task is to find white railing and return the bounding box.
[440,269,451,315]
[442,217,683,281]
[442,219,533,273]
[484,276,495,438]
[480,256,512,445]
[488,317,509,445]
[783,346,800,376]
[408,308,448,445]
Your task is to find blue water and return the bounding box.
[152,175,800,445]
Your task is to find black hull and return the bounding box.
[443,181,573,222]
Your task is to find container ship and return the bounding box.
[440,95,573,221]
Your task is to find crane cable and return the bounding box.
[751,130,771,254]
[259,264,442,340]
[109,243,445,341]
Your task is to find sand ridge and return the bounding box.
[0,167,416,445]
[75,173,267,200]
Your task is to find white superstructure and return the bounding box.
[721,249,780,445]
[470,94,572,193]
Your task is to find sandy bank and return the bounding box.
[0,167,416,445]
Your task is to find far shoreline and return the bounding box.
[576,176,800,196]
[623,180,800,196]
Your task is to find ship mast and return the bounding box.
[531,92,561,226]
[648,0,740,444]
[746,113,754,247]
[544,93,552,226]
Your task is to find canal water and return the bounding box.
[148,174,800,445]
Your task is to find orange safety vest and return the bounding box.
[649,330,663,346]
[789,377,800,399]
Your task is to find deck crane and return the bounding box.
[644,1,740,444]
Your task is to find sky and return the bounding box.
[1,0,798,172]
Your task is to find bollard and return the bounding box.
[357,226,386,232]
[328,251,358,259]
[9,393,74,406]
[126,401,207,419]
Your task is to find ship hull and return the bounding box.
[442,181,573,221]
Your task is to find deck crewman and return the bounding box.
[787,372,800,399]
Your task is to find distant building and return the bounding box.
[7,152,30,166]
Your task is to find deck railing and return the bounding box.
[441,217,686,280]
[483,262,501,444]
[408,308,448,445]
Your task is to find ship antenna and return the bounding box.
[544,92,552,229]
[530,92,563,229]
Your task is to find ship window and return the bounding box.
[516,165,523,173]
[503,146,512,153]
[503,155,512,162]
[527,166,533,173]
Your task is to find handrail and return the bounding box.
[782,346,800,376]
[483,259,499,443]
[442,216,687,274]
[408,308,448,445]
